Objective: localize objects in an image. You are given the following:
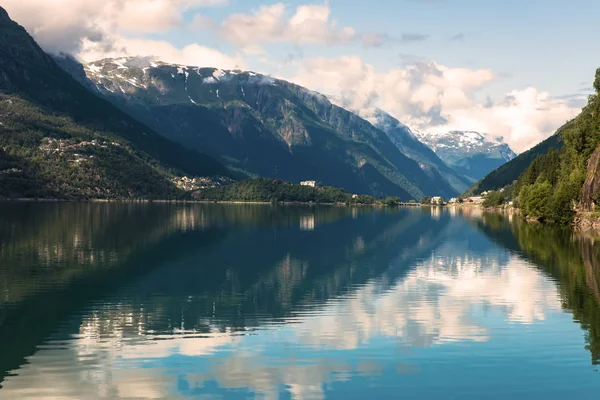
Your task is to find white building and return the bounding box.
[448,198,458,204]
[469,196,485,204]
[300,181,316,187]
[431,196,443,205]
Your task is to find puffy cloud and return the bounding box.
[441,88,580,153]
[79,36,245,70]
[2,1,582,152]
[194,3,385,49]
[2,0,228,54]
[286,56,581,153]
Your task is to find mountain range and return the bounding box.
[65,55,464,199]
[366,109,474,193]
[415,130,517,182]
[0,6,518,201]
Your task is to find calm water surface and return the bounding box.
[1,203,600,399]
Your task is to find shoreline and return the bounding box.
[0,198,414,207]
[450,202,600,231]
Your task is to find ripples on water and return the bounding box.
[0,203,600,399]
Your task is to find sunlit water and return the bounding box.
[1,203,600,399]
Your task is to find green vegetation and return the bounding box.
[510,69,600,223]
[67,55,461,200]
[466,130,566,196]
[482,190,505,207]
[475,214,600,364]
[0,10,230,200]
[193,178,404,206]
[469,68,600,225]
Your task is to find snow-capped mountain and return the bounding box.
[55,56,461,200]
[415,130,517,181]
[361,109,475,192]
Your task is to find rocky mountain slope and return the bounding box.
[367,109,474,193]
[0,7,229,199]
[62,56,459,200]
[416,130,517,181]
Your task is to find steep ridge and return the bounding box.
[466,128,567,195]
[478,68,599,224]
[416,130,517,181]
[0,7,229,199]
[368,109,473,193]
[66,56,459,200]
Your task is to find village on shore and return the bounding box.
[423,189,514,207]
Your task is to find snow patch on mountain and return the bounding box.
[416,130,516,160]
[213,69,226,80]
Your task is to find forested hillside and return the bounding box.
[506,69,600,223]
[192,178,401,205]
[466,130,566,196]
[0,7,229,199]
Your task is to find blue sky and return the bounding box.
[3,0,598,152]
[164,0,600,99]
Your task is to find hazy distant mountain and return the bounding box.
[60,56,460,200]
[415,130,517,181]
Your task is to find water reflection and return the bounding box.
[467,211,600,365]
[1,204,600,399]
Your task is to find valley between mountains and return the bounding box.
[0,6,518,201]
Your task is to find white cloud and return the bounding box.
[195,3,383,49]
[286,56,582,153]
[79,37,245,70]
[2,1,582,152]
[2,0,229,53]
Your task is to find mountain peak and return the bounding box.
[415,129,517,181]
[0,7,11,22]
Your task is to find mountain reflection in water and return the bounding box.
[0,204,600,399]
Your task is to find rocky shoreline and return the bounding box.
[574,213,600,231]
[450,202,600,231]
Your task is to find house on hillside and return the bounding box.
[468,196,484,204]
[431,196,444,205]
[301,181,316,187]
[448,198,458,204]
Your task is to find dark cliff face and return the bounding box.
[579,145,600,212]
